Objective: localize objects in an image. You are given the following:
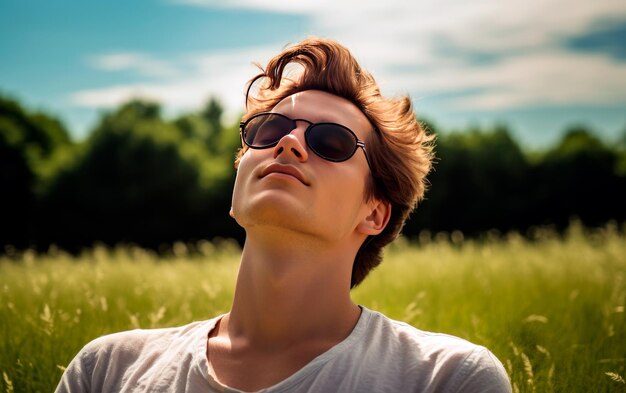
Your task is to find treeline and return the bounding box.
[1,95,625,252]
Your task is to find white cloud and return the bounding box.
[90,52,180,78]
[71,45,282,121]
[74,0,626,120]
[442,51,626,110]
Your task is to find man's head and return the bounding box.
[234,37,434,288]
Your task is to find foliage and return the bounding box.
[530,127,625,229]
[1,94,625,251]
[411,125,531,235]
[34,99,242,250]
[0,96,70,161]
[405,123,626,238]
[0,95,72,248]
[1,225,624,392]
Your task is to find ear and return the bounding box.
[357,199,391,236]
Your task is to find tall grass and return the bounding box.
[1,224,625,392]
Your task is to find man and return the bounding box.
[57,38,512,392]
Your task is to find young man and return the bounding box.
[57,38,512,392]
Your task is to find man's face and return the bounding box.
[231,90,376,244]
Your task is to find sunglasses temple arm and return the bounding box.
[357,142,373,170]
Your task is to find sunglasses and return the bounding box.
[240,112,371,168]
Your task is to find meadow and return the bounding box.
[1,223,625,392]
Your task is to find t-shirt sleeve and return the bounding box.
[55,344,95,393]
[446,347,512,393]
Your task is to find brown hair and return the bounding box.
[236,37,435,288]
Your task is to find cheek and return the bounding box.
[322,169,368,208]
[236,150,260,179]
[232,154,253,203]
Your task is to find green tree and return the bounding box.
[407,125,531,235]
[615,125,626,176]
[0,95,72,248]
[173,97,239,156]
[531,126,624,228]
[0,96,70,159]
[38,100,241,250]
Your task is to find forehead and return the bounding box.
[272,90,374,139]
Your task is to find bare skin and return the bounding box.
[206,90,391,392]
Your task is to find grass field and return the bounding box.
[1,223,625,392]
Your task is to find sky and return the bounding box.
[1,0,625,148]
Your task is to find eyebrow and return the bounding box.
[283,115,357,132]
[273,110,349,128]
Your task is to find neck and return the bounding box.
[223,228,362,349]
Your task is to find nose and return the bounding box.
[273,125,309,162]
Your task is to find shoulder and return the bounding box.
[359,308,512,392]
[56,318,219,393]
[85,319,208,353]
[363,308,482,356]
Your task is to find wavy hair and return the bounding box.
[235,37,435,288]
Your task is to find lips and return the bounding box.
[260,163,309,185]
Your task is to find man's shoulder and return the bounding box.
[71,317,220,377]
[365,308,483,352]
[356,308,512,392]
[83,319,209,355]
[56,318,220,393]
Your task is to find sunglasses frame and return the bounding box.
[239,112,371,167]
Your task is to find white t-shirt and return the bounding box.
[56,307,512,393]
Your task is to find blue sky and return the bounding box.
[1,0,625,148]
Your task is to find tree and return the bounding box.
[0,96,70,161]
[531,126,624,228]
[38,100,242,250]
[0,95,72,249]
[615,125,626,177]
[173,97,238,156]
[407,125,531,235]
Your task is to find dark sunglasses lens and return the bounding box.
[245,114,293,147]
[307,124,357,162]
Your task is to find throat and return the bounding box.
[206,308,362,392]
